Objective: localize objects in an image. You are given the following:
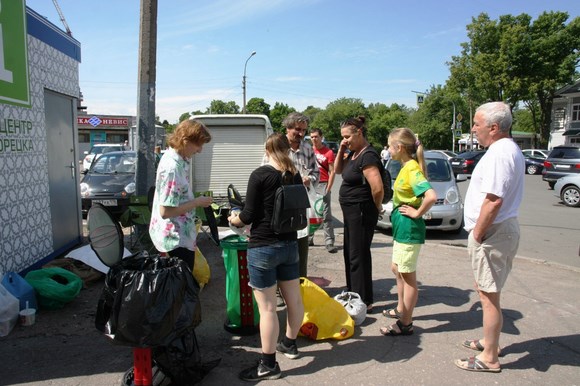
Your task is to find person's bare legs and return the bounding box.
[391,263,417,323]
[399,271,418,326]
[252,285,278,354]
[278,279,304,340]
[391,263,404,314]
[475,289,502,369]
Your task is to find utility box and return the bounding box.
[189,115,273,209]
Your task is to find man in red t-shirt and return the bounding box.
[309,128,337,253]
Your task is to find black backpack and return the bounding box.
[270,171,310,234]
[380,166,393,204]
[359,148,393,204]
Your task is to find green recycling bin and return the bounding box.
[221,235,259,335]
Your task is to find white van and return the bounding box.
[189,114,273,210]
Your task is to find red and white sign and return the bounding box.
[77,117,129,126]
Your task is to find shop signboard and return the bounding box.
[0,0,30,107]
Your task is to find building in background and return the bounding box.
[550,79,580,149]
[77,113,135,159]
[0,2,82,273]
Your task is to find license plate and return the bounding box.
[451,161,460,165]
[93,199,117,206]
[554,164,571,170]
[423,212,432,220]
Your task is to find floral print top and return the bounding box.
[149,148,197,252]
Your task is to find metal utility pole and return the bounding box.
[135,0,157,197]
[242,51,256,114]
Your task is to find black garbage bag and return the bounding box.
[95,254,201,347]
[153,328,221,385]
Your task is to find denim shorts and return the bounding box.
[247,240,299,290]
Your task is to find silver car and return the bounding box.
[554,174,580,207]
[376,151,467,233]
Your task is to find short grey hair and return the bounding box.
[282,112,310,129]
[476,102,512,133]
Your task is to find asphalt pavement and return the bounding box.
[1,212,579,385]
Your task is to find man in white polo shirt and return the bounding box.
[455,101,524,374]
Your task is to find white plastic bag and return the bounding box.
[0,283,20,336]
[333,291,367,326]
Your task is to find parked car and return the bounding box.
[324,140,339,154]
[82,143,126,171]
[448,150,486,177]
[376,151,467,233]
[430,150,457,160]
[80,151,136,218]
[554,175,580,207]
[542,146,580,189]
[524,155,545,175]
[522,149,550,159]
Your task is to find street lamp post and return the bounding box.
[242,51,256,114]
[450,101,456,153]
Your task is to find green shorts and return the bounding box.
[392,240,421,273]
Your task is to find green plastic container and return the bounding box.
[221,235,259,335]
[25,267,82,310]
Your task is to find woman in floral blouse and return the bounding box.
[149,119,212,270]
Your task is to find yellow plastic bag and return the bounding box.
[193,247,210,289]
[299,277,354,340]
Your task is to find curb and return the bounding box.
[425,240,580,273]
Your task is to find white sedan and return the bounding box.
[377,151,467,233]
[554,175,580,207]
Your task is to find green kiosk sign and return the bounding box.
[0,0,30,107]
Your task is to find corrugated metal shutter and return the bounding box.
[190,125,268,203]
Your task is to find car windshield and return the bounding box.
[386,158,451,182]
[91,153,136,174]
[456,151,481,159]
[437,150,456,158]
[549,148,580,159]
[91,146,123,155]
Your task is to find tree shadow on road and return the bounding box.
[501,334,580,371]
[414,300,523,336]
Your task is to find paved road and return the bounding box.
[456,174,580,268]
[332,173,580,269]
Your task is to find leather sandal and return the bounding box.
[379,320,414,336]
[382,308,402,319]
[461,339,504,357]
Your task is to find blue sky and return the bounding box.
[26,0,580,123]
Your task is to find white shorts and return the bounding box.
[468,217,520,292]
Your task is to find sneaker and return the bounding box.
[276,290,286,307]
[239,360,281,381]
[326,244,338,253]
[276,340,299,359]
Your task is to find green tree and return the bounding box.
[366,103,412,147]
[407,86,468,150]
[245,98,270,116]
[205,100,240,114]
[178,112,191,123]
[512,106,535,133]
[303,105,323,127]
[311,98,366,141]
[448,11,580,146]
[269,102,296,132]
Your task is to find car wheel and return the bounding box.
[548,181,556,190]
[526,165,538,175]
[561,185,580,207]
